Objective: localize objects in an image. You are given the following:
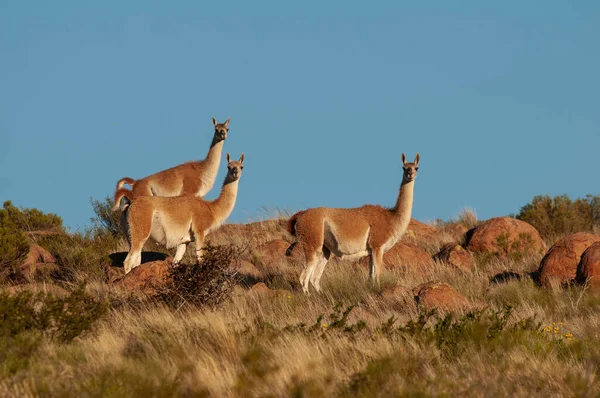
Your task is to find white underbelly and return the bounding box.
[149,212,192,249]
[323,222,370,257]
[381,229,404,252]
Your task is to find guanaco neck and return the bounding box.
[391,178,415,231]
[210,175,239,224]
[203,136,225,171]
[193,136,225,194]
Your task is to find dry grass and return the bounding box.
[1,216,600,397]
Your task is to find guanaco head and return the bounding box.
[401,152,420,183]
[212,117,231,142]
[225,152,245,181]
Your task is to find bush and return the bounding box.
[40,198,125,283]
[517,194,600,239]
[0,200,64,233]
[159,243,243,308]
[0,284,108,343]
[43,231,116,283]
[90,197,124,238]
[0,226,30,282]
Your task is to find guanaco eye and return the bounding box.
[416,168,419,171]
[241,166,244,170]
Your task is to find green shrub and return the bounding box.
[42,231,116,282]
[0,284,107,343]
[90,196,124,238]
[0,226,30,279]
[39,198,126,282]
[517,194,600,239]
[0,200,64,233]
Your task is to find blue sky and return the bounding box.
[1,1,599,230]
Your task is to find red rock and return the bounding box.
[380,284,408,299]
[577,242,600,290]
[246,282,291,298]
[207,220,288,246]
[403,219,437,242]
[434,243,475,272]
[253,239,298,278]
[116,260,171,294]
[440,223,469,241]
[106,265,125,284]
[358,242,432,272]
[412,281,470,311]
[538,233,600,288]
[256,239,291,258]
[230,260,263,279]
[23,244,55,264]
[248,282,271,295]
[284,241,304,260]
[465,217,545,256]
[20,244,57,280]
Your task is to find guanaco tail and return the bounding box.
[113,117,231,211]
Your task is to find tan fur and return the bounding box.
[122,153,245,274]
[113,117,231,211]
[288,153,420,294]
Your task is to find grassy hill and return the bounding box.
[1,196,599,397]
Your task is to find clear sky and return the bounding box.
[1,1,599,230]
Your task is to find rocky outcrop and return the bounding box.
[116,260,171,294]
[412,281,470,311]
[20,244,57,280]
[576,241,600,290]
[229,259,263,279]
[538,233,600,287]
[433,243,475,272]
[465,217,545,256]
[358,242,432,272]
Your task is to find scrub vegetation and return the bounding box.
[1,195,600,397]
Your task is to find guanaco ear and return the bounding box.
[226,153,231,163]
[212,117,218,126]
[414,153,420,166]
[401,153,407,165]
[224,117,231,127]
[239,152,245,163]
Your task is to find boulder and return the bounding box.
[433,243,475,272]
[20,244,57,280]
[246,282,291,298]
[403,219,437,242]
[106,265,125,284]
[412,281,470,311]
[254,239,297,277]
[207,220,288,247]
[284,241,304,260]
[116,260,171,294]
[230,259,263,279]
[380,284,408,300]
[248,282,271,295]
[443,223,470,239]
[256,239,291,258]
[576,241,600,290]
[538,233,600,287]
[465,217,545,256]
[359,242,432,272]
